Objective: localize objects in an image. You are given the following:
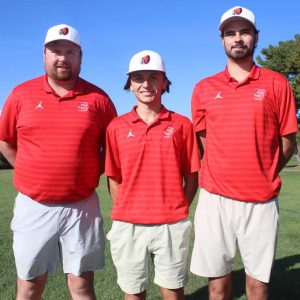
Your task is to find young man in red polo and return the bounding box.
[105,50,200,300]
[190,6,298,300]
[0,24,116,299]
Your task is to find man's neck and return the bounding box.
[47,77,78,97]
[227,56,254,83]
[136,102,162,125]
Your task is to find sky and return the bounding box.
[0,0,299,118]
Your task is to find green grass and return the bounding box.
[1,167,300,300]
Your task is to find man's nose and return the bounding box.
[57,53,68,61]
[142,79,150,87]
[234,32,244,41]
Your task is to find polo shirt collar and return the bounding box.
[248,64,260,80]
[224,63,260,83]
[129,105,170,123]
[42,74,85,97]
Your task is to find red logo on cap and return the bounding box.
[140,55,150,64]
[59,27,69,35]
[233,7,242,15]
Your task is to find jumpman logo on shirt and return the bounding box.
[126,129,135,138]
[214,92,223,99]
[34,101,44,109]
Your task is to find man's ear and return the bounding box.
[221,37,225,47]
[43,47,47,62]
[163,78,168,90]
[255,33,259,47]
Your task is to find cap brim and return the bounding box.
[44,39,81,47]
[219,17,256,31]
[126,69,166,75]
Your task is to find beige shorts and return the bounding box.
[190,188,279,283]
[11,192,105,280]
[107,219,192,294]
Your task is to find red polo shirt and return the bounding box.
[105,106,200,224]
[0,75,116,203]
[192,64,298,202]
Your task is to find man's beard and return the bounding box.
[225,41,256,60]
[46,65,81,81]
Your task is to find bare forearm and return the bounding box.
[183,172,199,205]
[99,148,105,176]
[196,131,206,160]
[0,141,16,167]
[277,133,296,173]
[107,177,120,203]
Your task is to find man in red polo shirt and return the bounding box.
[190,6,298,300]
[0,24,116,299]
[105,50,200,300]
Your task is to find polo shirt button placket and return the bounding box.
[145,125,152,141]
[145,128,152,142]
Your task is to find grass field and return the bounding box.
[1,160,300,300]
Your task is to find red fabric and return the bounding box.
[0,75,117,203]
[105,106,200,224]
[191,64,298,202]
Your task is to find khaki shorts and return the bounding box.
[107,219,192,294]
[11,192,105,280]
[190,188,279,283]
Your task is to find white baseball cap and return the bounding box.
[44,24,81,47]
[127,50,166,75]
[219,6,257,31]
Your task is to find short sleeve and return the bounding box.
[181,122,201,175]
[105,122,121,179]
[0,92,18,146]
[191,83,206,133]
[276,76,298,136]
[99,97,117,148]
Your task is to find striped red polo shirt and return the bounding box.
[192,64,298,202]
[105,106,200,224]
[0,75,116,203]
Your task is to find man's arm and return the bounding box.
[99,147,105,176]
[196,131,206,160]
[277,132,297,173]
[107,176,121,203]
[0,140,16,167]
[183,172,199,205]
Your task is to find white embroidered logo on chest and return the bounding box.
[34,101,44,109]
[126,129,135,138]
[253,89,265,101]
[78,102,89,111]
[214,91,223,99]
[163,126,175,139]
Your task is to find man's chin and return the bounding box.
[226,48,255,60]
[57,76,73,81]
[53,73,78,81]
